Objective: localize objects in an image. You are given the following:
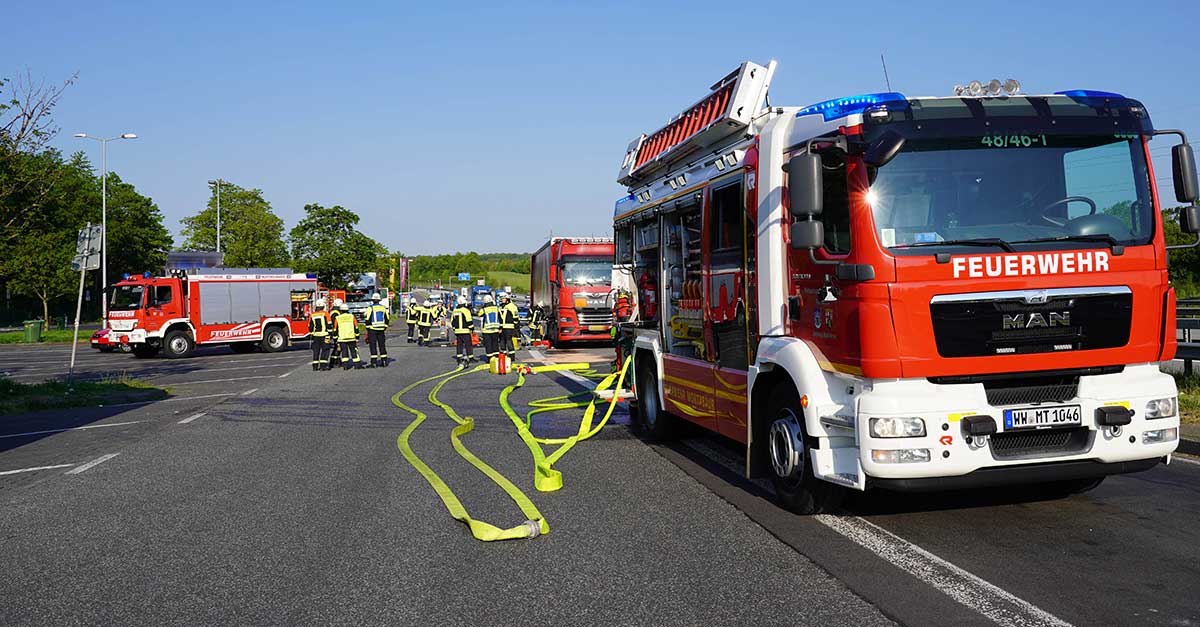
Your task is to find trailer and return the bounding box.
[105,268,319,358]
[612,60,1197,512]
[531,237,614,345]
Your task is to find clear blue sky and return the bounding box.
[6,0,1198,255]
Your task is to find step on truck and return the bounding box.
[612,60,1199,512]
[531,237,615,345]
[106,268,319,358]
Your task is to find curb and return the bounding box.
[1180,437,1200,457]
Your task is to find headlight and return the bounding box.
[1144,397,1177,419]
[871,448,931,464]
[1142,427,1178,444]
[560,316,572,322]
[870,417,926,438]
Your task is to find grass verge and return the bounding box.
[484,271,531,293]
[0,329,91,344]
[1171,372,1200,425]
[0,375,167,416]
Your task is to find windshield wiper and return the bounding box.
[1010,234,1124,253]
[893,238,1015,253]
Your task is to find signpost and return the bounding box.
[68,224,102,385]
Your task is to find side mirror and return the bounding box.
[1173,143,1199,204]
[790,220,824,249]
[1180,205,1200,234]
[785,153,823,216]
[863,130,906,168]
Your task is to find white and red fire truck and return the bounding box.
[106,268,319,358]
[530,237,615,345]
[613,60,1198,512]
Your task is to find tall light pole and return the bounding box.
[207,179,224,253]
[74,132,137,318]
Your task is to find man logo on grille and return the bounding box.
[1002,312,1070,330]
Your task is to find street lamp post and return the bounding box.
[207,179,224,253]
[74,132,137,319]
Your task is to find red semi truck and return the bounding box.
[105,268,319,358]
[531,237,615,345]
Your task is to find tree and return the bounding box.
[180,182,287,267]
[104,173,173,276]
[0,71,77,242]
[5,229,77,322]
[289,203,386,287]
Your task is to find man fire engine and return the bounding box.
[612,61,1197,513]
[106,268,318,358]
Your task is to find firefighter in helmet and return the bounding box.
[417,299,435,346]
[450,296,474,365]
[333,302,364,369]
[530,301,546,341]
[308,298,332,371]
[364,292,391,367]
[405,297,420,343]
[499,291,519,358]
[480,294,501,361]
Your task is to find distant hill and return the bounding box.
[403,252,530,292]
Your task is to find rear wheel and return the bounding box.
[763,384,843,514]
[635,363,676,440]
[261,326,287,353]
[163,330,195,359]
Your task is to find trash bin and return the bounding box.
[23,320,44,343]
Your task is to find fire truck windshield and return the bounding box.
[110,285,145,310]
[867,134,1155,254]
[560,259,612,286]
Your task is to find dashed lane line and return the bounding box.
[178,412,206,424]
[0,463,76,476]
[164,375,276,386]
[0,420,143,440]
[64,453,119,475]
[240,388,259,396]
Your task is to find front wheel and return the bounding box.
[163,330,195,359]
[635,364,676,440]
[261,326,287,353]
[763,384,843,515]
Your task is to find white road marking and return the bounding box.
[0,463,76,476]
[178,412,206,424]
[164,392,237,402]
[241,388,259,396]
[64,453,119,475]
[0,420,143,439]
[278,372,291,378]
[676,439,1072,627]
[165,375,276,386]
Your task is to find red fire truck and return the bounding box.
[613,61,1198,512]
[531,237,615,345]
[105,268,319,358]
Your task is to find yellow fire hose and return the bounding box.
[392,356,632,541]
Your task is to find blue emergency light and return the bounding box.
[796,92,909,122]
[1054,90,1125,99]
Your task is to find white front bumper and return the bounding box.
[851,363,1179,481]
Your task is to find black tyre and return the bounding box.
[229,342,257,354]
[635,363,676,440]
[163,330,195,359]
[261,326,287,353]
[131,345,159,359]
[763,384,843,514]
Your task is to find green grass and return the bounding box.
[1172,372,1200,425]
[0,375,167,416]
[0,329,91,344]
[483,271,530,293]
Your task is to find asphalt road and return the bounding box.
[2,333,1197,626]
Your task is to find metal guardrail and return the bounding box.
[1176,299,1200,374]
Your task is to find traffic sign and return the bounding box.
[71,253,100,272]
[457,272,471,281]
[75,225,102,256]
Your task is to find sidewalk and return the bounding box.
[1181,423,1200,456]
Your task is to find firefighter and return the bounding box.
[333,302,364,369]
[480,294,501,361]
[499,292,519,357]
[405,298,420,343]
[530,301,546,341]
[364,292,391,367]
[450,296,474,365]
[417,299,435,346]
[328,297,346,368]
[308,298,332,371]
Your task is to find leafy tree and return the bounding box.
[288,203,385,287]
[4,230,77,322]
[104,173,173,277]
[0,72,76,241]
[1165,206,1200,298]
[180,182,287,267]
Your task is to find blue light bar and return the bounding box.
[614,194,635,215]
[122,273,131,280]
[1055,90,1125,99]
[796,92,909,122]
[142,272,152,278]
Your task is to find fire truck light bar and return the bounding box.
[1055,89,1126,99]
[796,92,908,122]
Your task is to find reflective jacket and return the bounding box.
[366,303,390,330]
[481,305,501,333]
[405,305,420,324]
[334,312,359,342]
[309,311,330,337]
[500,302,518,329]
[418,306,434,326]
[450,306,473,334]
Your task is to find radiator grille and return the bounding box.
[991,427,1091,460]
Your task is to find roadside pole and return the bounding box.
[68,224,102,387]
